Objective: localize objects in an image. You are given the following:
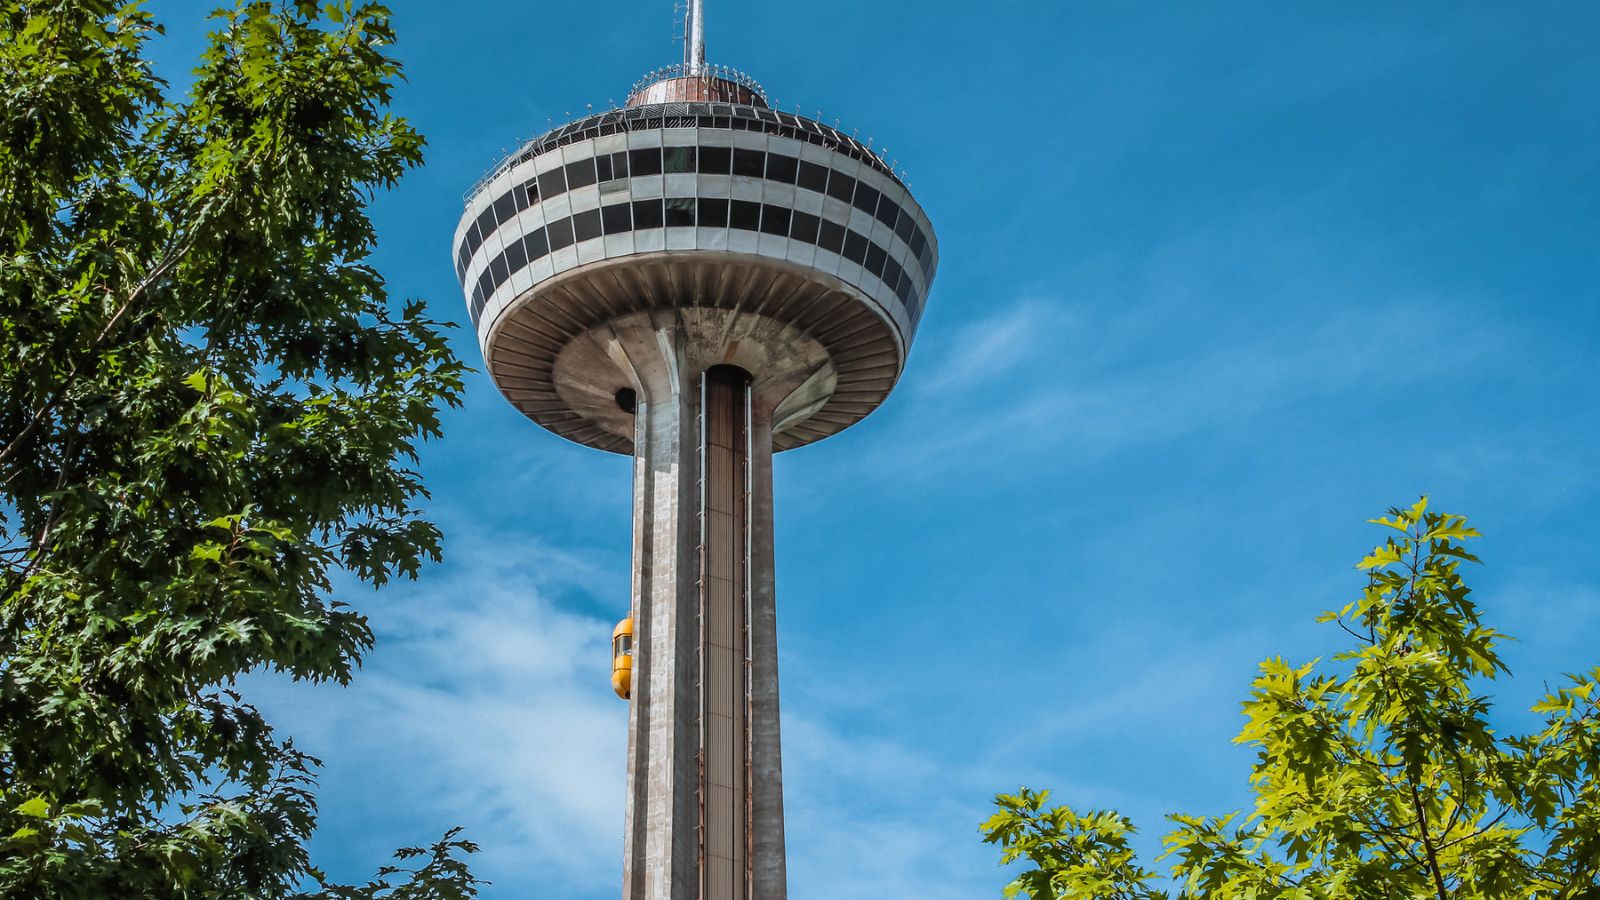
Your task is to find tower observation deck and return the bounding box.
[452,3,938,897]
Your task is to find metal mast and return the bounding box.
[685,0,704,74]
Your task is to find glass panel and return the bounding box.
[790,210,820,244]
[566,157,597,189]
[537,166,567,201]
[504,236,527,272]
[663,145,696,174]
[825,171,855,203]
[817,218,846,252]
[865,242,886,276]
[547,217,575,251]
[895,212,914,243]
[476,205,497,237]
[489,253,508,284]
[698,145,731,174]
[765,153,797,184]
[843,229,868,264]
[524,228,549,260]
[612,150,630,178]
[759,204,791,236]
[729,199,761,230]
[852,183,879,215]
[796,160,829,193]
[523,178,540,204]
[732,148,765,178]
[697,197,729,227]
[631,198,664,229]
[493,191,517,224]
[573,208,602,242]
[908,227,925,257]
[601,202,632,235]
[512,183,529,209]
[629,147,663,176]
[875,197,899,229]
[595,154,613,182]
[664,196,696,226]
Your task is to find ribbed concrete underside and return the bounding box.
[482,251,904,454]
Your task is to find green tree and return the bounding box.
[983,499,1600,899]
[0,2,478,896]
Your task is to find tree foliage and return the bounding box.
[984,499,1600,899]
[0,1,477,896]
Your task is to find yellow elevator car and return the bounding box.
[611,617,633,700]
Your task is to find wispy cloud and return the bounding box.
[249,527,629,894]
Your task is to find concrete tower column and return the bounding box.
[608,316,790,900]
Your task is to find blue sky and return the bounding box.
[150,1,1600,895]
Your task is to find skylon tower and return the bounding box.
[452,3,938,897]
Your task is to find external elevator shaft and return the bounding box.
[623,352,786,900]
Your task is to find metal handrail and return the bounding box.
[463,101,906,204]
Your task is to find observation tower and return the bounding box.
[452,2,938,897]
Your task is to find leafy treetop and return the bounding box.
[1,2,478,896]
[984,498,1600,899]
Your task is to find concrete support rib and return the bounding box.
[614,318,787,900]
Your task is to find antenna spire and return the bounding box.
[685,0,705,74]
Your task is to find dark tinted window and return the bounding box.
[547,217,575,251]
[512,183,529,209]
[477,269,493,299]
[663,146,696,174]
[908,227,925,257]
[729,199,761,230]
[759,204,791,236]
[852,183,880,215]
[489,254,508,284]
[631,198,664,229]
[796,160,829,193]
[537,166,567,200]
[765,153,797,184]
[875,197,899,229]
[504,237,527,272]
[895,212,915,243]
[895,278,912,306]
[732,148,764,177]
[698,145,731,174]
[595,155,613,182]
[826,171,855,203]
[664,196,696,226]
[601,203,631,235]
[697,197,729,227]
[476,205,497,238]
[791,210,820,244]
[818,218,846,252]
[864,242,886,276]
[842,229,868,264]
[524,228,549,260]
[884,257,903,292]
[493,192,517,224]
[611,151,630,179]
[523,178,540,204]
[566,158,597,189]
[573,208,602,242]
[629,147,663,176]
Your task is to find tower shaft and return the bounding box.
[620,325,786,900]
